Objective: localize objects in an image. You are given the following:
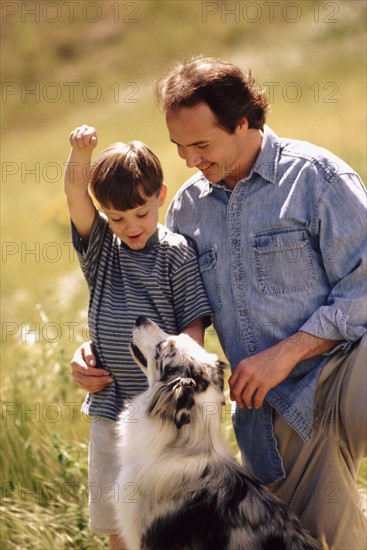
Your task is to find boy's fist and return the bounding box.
[69,125,98,150]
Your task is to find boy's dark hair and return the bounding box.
[90,141,163,211]
[155,56,268,133]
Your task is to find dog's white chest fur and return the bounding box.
[115,386,226,548]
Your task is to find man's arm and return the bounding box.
[70,319,207,393]
[229,331,338,409]
[70,341,113,392]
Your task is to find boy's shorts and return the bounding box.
[88,416,120,534]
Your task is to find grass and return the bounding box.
[1,1,366,547]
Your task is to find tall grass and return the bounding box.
[1,284,105,548]
[1,1,366,547]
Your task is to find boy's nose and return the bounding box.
[125,221,140,234]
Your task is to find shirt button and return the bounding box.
[248,344,256,353]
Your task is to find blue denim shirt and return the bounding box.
[166,125,367,484]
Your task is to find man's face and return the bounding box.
[166,102,248,188]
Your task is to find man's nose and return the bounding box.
[185,149,202,168]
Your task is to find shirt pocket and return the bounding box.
[198,244,222,313]
[253,227,316,295]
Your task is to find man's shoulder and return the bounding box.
[278,134,356,179]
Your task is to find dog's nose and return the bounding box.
[135,316,149,327]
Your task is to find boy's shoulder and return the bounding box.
[157,223,191,246]
[157,224,198,255]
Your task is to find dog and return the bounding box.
[113,316,323,550]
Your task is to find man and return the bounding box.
[71,57,366,548]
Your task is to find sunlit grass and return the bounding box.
[1,2,366,547]
[1,297,106,548]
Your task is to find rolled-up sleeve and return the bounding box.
[300,173,367,350]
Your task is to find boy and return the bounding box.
[64,125,212,549]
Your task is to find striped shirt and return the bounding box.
[72,211,212,421]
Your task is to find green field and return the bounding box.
[1,1,366,547]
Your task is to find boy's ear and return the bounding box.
[159,183,168,206]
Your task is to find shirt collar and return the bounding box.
[200,125,280,195]
[145,227,160,250]
[251,125,280,184]
[119,227,160,253]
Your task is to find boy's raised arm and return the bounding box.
[64,125,98,243]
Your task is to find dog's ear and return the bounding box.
[147,376,196,428]
[173,377,196,428]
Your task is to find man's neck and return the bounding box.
[224,128,263,189]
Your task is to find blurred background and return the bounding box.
[1,1,366,547]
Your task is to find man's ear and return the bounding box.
[238,117,249,131]
[159,183,168,207]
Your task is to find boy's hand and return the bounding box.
[70,342,113,392]
[69,125,98,150]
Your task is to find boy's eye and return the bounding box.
[111,217,123,222]
[137,212,148,218]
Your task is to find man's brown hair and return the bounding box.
[155,56,268,133]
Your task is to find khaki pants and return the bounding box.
[269,335,367,550]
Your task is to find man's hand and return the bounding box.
[229,331,338,409]
[229,346,295,409]
[71,342,113,393]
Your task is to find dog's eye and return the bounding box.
[162,365,180,379]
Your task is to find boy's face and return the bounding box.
[102,185,167,250]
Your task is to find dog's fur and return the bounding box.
[114,316,322,550]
